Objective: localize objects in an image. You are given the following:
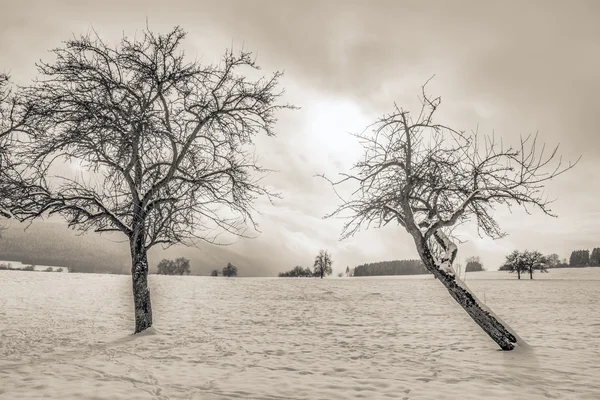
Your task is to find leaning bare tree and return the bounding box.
[322,83,577,350]
[0,27,291,333]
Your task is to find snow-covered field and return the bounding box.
[1,268,599,399]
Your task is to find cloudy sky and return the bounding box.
[1,0,599,275]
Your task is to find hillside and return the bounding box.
[0,222,130,274]
[0,221,275,276]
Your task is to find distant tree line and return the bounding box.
[278,250,333,278]
[568,248,600,267]
[528,248,600,269]
[279,266,314,277]
[0,262,64,272]
[155,258,191,275]
[208,263,239,277]
[353,259,429,276]
[544,253,566,268]
[499,248,600,280]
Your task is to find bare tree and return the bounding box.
[321,83,577,350]
[313,249,333,279]
[522,250,548,279]
[0,27,292,333]
[500,250,547,279]
[156,257,191,275]
[0,73,28,221]
[545,253,560,268]
[499,250,528,279]
[222,262,238,277]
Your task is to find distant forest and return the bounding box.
[353,259,430,276]
[567,248,600,267]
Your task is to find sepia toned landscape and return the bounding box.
[1,1,599,399]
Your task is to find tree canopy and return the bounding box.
[1,27,291,248]
[0,26,291,333]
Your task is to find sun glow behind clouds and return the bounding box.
[292,92,374,182]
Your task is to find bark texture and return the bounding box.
[416,237,516,350]
[131,240,152,333]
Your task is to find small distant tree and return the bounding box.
[156,257,190,275]
[337,272,343,277]
[313,249,333,279]
[223,262,238,277]
[500,251,527,279]
[465,256,484,272]
[173,258,191,275]
[545,253,560,268]
[45,267,53,272]
[210,269,219,277]
[522,250,547,279]
[56,267,63,273]
[590,248,600,266]
[156,259,175,275]
[23,264,35,271]
[345,266,350,276]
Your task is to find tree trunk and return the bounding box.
[320,269,324,279]
[529,268,533,280]
[416,238,517,351]
[131,238,152,334]
[517,270,521,279]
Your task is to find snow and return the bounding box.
[1,268,599,399]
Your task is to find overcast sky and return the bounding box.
[1,0,599,275]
